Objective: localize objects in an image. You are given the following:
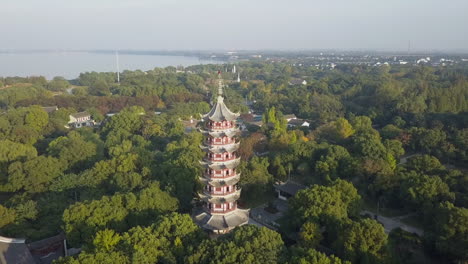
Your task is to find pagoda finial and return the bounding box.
[217,70,223,97]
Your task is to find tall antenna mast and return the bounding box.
[407,40,411,55]
[116,51,120,84]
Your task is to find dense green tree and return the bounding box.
[188,225,284,264]
[7,156,65,192]
[290,185,348,226]
[350,131,387,159]
[62,182,178,246]
[0,140,37,171]
[299,221,323,248]
[404,155,444,175]
[240,156,273,201]
[0,204,16,228]
[288,247,350,264]
[89,80,111,96]
[400,171,454,208]
[47,77,70,92]
[316,118,355,142]
[428,202,468,262]
[333,219,388,263]
[314,145,354,182]
[55,251,129,264]
[409,127,447,154]
[92,229,121,252]
[47,131,98,170]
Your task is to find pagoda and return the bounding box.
[194,71,249,234]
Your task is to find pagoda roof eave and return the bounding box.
[193,208,249,231]
[199,158,241,170]
[199,129,239,138]
[199,174,241,187]
[200,143,240,153]
[203,96,240,122]
[198,189,242,203]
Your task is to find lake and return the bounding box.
[0,52,220,80]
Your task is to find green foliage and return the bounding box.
[1,62,467,263]
[62,182,178,246]
[404,155,444,174]
[240,156,273,202]
[55,251,129,264]
[316,118,355,142]
[262,106,287,136]
[400,171,454,208]
[58,213,204,264]
[0,105,49,144]
[351,131,387,159]
[188,225,284,264]
[7,156,65,192]
[314,145,354,182]
[47,131,98,170]
[299,221,323,248]
[93,229,121,252]
[409,127,447,155]
[0,140,37,172]
[333,218,388,263]
[380,124,403,139]
[289,180,361,226]
[428,202,468,261]
[89,80,111,96]
[288,247,350,264]
[47,77,70,92]
[158,132,204,210]
[0,204,16,228]
[0,84,48,108]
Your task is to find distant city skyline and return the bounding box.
[1,0,468,52]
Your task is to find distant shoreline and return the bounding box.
[0,52,223,80]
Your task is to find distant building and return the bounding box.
[417,58,429,64]
[289,79,307,86]
[68,112,94,128]
[237,73,240,83]
[274,181,306,201]
[232,65,236,74]
[283,114,297,122]
[0,233,67,264]
[180,116,199,133]
[0,236,34,264]
[287,119,310,128]
[41,106,58,114]
[239,113,263,128]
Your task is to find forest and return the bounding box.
[0,61,467,264]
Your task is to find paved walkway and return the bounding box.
[361,210,424,236]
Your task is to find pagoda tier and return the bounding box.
[193,72,249,234]
[199,174,241,187]
[200,128,239,138]
[199,188,242,203]
[200,142,240,154]
[199,158,241,170]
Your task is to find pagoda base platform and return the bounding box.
[194,208,250,234]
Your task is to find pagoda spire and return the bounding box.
[217,70,223,97]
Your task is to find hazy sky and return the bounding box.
[1,0,467,51]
